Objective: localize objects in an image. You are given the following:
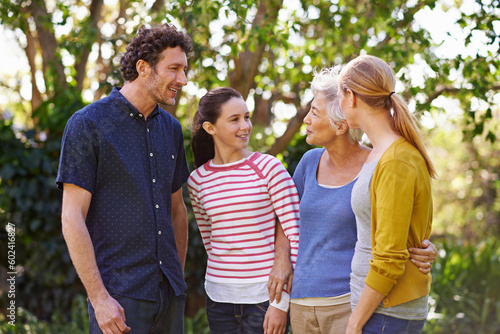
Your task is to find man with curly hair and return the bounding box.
[57,23,193,333]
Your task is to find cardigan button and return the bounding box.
[382,298,390,306]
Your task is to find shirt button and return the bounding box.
[159,261,162,265]
[147,128,150,132]
[155,204,159,209]
[129,113,133,117]
[139,114,143,117]
[383,298,390,306]
[158,231,162,235]
[150,153,153,157]
[152,179,156,183]
[171,155,174,159]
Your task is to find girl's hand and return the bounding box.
[409,239,437,274]
[263,305,287,334]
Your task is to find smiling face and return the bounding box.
[145,46,188,106]
[303,92,338,146]
[208,97,252,158]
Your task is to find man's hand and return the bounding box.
[93,295,131,334]
[409,239,438,274]
[263,305,287,334]
[62,184,130,333]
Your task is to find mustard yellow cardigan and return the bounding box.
[367,137,433,307]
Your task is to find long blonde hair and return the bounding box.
[338,55,437,178]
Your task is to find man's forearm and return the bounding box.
[172,214,188,272]
[171,188,188,272]
[62,216,108,303]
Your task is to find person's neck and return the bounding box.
[119,82,156,119]
[211,148,253,165]
[317,136,370,186]
[323,137,370,168]
[361,110,400,162]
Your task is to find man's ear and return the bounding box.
[136,59,150,77]
[202,121,216,135]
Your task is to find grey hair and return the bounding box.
[310,66,363,143]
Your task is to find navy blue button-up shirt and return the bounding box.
[56,87,189,300]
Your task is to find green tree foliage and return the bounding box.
[0,90,86,320]
[429,112,500,241]
[0,0,499,324]
[426,239,500,333]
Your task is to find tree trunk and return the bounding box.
[93,0,130,101]
[24,20,43,113]
[228,0,283,100]
[75,0,104,91]
[29,0,67,90]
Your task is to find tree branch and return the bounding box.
[252,90,301,127]
[426,84,500,104]
[150,0,165,13]
[267,102,310,156]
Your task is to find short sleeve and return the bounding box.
[292,155,307,199]
[56,114,98,193]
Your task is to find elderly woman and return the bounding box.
[269,66,436,334]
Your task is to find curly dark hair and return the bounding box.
[119,23,193,82]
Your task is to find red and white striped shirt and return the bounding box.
[187,152,300,285]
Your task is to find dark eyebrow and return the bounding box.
[169,62,187,69]
[225,112,250,120]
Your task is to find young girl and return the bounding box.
[187,87,299,334]
[338,55,436,334]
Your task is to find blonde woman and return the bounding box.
[338,55,436,334]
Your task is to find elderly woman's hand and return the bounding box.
[409,239,438,274]
[268,254,293,303]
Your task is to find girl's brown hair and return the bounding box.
[191,87,243,168]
